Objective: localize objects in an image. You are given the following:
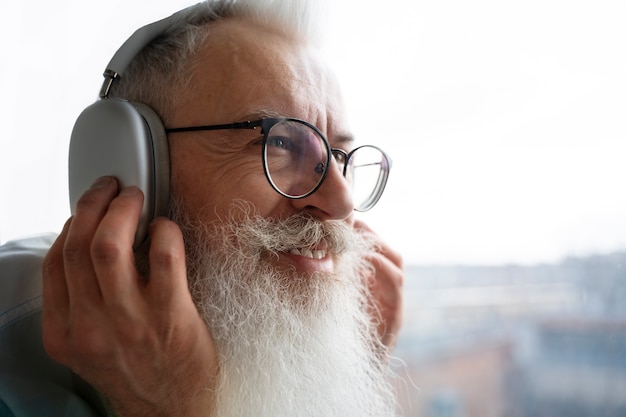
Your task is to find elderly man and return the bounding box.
[0,0,403,416]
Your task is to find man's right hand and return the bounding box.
[42,176,218,417]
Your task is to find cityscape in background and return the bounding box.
[392,251,626,417]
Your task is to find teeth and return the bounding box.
[288,248,326,259]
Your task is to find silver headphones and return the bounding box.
[68,12,182,248]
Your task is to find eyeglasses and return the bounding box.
[166,117,392,212]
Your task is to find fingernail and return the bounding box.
[92,176,113,189]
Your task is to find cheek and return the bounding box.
[170,144,283,222]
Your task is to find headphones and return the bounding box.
[68,12,183,249]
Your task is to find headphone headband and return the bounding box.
[99,10,181,98]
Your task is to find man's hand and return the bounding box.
[355,220,404,350]
[42,176,217,417]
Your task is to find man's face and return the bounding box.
[167,19,355,274]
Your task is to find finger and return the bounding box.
[366,247,404,348]
[371,239,403,270]
[42,217,73,328]
[43,217,72,306]
[369,252,404,307]
[91,186,145,301]
[63,176,119,302]
[146,218,189,305]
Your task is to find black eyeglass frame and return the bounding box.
[165,117,392,211]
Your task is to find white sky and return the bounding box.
[1,0,625,265]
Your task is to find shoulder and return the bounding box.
[0,233,55,267]
[0,234,56,328]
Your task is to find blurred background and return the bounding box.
[2,1,625,416]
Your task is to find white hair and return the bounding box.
[110,0,328,123]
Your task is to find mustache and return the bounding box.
[226,210,355,256]
[170,199,369,264]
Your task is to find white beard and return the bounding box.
[172,200,397,417]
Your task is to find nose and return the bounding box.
[289,158,353,220]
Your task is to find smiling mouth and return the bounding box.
[288,248,327,260]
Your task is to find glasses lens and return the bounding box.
[346,145,390,211]
[263,120,330,198]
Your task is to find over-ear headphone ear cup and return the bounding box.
[68,98,170,249]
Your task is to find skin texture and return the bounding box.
[42,19,403,417]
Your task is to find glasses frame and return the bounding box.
[165,117,391,211]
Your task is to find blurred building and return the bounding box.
[393,252,626,417]
[514,317,626,417]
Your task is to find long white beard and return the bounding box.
[172,200,397,417]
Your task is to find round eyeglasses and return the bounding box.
[166,117,392,211]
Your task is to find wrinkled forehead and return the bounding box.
[174,18,350,143]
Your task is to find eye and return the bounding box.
[267,136,297,152]
[332,150,347,166]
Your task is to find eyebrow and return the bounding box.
[241,109,356,148]
[332,133,355,149]
[240,109,283,120]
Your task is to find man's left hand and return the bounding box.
[355,220,404,350]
